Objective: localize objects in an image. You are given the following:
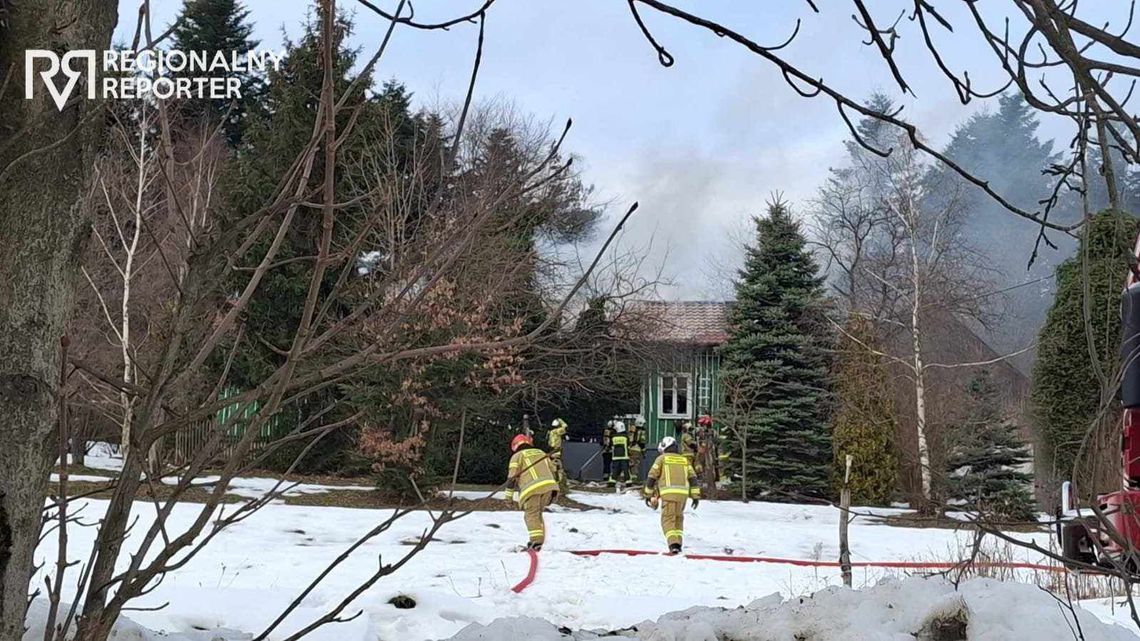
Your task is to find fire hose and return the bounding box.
[569,549,1065,572]
[509,549,1062,593]
[510,548,539,593]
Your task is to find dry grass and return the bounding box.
[900,537,1129,602]
[49,475,597,512]
[871,512,1046,534]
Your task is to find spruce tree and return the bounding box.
[214,10,445,472]
[831,315,899,505]
[945,370,1035,521]
[221,9,377,390]
[1033,210,1140,493]
[720,199,832,499]
[171,0,262,145]
[931,93,1062,363]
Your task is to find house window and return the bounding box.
[659,373,691,419]
[698,373,711,412]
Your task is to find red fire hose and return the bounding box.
[510,549,1063,594]
[568,549,1064,572]
[511,548,539,593]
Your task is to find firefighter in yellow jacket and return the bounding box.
[677,420,701,476]
[629,416,647,484]
[548,418,568,483]
[608,421,631,491]
[643,436,700,555]
[505,434,559,551]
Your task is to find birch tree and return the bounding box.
[869,134,999,509]
[81,106,162,461]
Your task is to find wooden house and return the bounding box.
[634,301,732,445]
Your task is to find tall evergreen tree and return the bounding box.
[215,10,445,472]
[831,315,899,505]
[1033,210,1140,494]
[222,9,376,390]
[720,199,833,499]
[931,93,1063,367]
[171,0,262,145]
[945,369,1035,521]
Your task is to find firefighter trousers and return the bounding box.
[522,490,556,544]
[610,459,630,484]
[660,497,686,546]
[629,450,642,481]
[550,451,564,482]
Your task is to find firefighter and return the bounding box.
[718,434,730,484]
[548,418,568,482]
[697,414,716,484]
[601,420,614,481]
[505,433,559,551]
[643,436,700,554]
[629,416,647,483]
[677,420,700,475]
[609,421,631,491]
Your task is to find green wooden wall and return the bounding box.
[639,346,722,446]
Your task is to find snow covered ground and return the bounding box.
[450,576,1139,640]
[30,488,1140,641]
[53,447,374,500]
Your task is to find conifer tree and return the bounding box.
[945,369,1035,521]
[720,199,833,499]
[1033,210,1140,493]
[221,9,384,390]
[831,315,899,505]
[171,0,262,145]
[931,93,1062,362]
[214,11,444,472]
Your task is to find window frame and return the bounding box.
[658,372,693,420]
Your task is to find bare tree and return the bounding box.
[818,127,1004,508]
[31,3,653,640]
[77,105,164,462]
[719,375,766,502]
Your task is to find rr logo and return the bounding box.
[24,50,97,111]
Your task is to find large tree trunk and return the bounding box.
[0,2,117,638]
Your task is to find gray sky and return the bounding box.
[118,1,1085,298]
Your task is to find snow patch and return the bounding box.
[156,475,373,500]
[448,576,1137,640]
[24,598,251,641]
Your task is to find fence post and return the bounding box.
[839,454,853,588]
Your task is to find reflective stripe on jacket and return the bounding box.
[507,447,558,502]
[611,435,630,460]
[647,453,700,499]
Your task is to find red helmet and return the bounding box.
[511,434,533,451]
[698,415,713,427]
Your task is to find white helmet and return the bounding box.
[614,421,626,433]
[552,419,560,427]
[634,416,646,427]
[658,436,676,452]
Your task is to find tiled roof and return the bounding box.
[633,300,732,346]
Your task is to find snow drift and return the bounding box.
[446,576,1138,640]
